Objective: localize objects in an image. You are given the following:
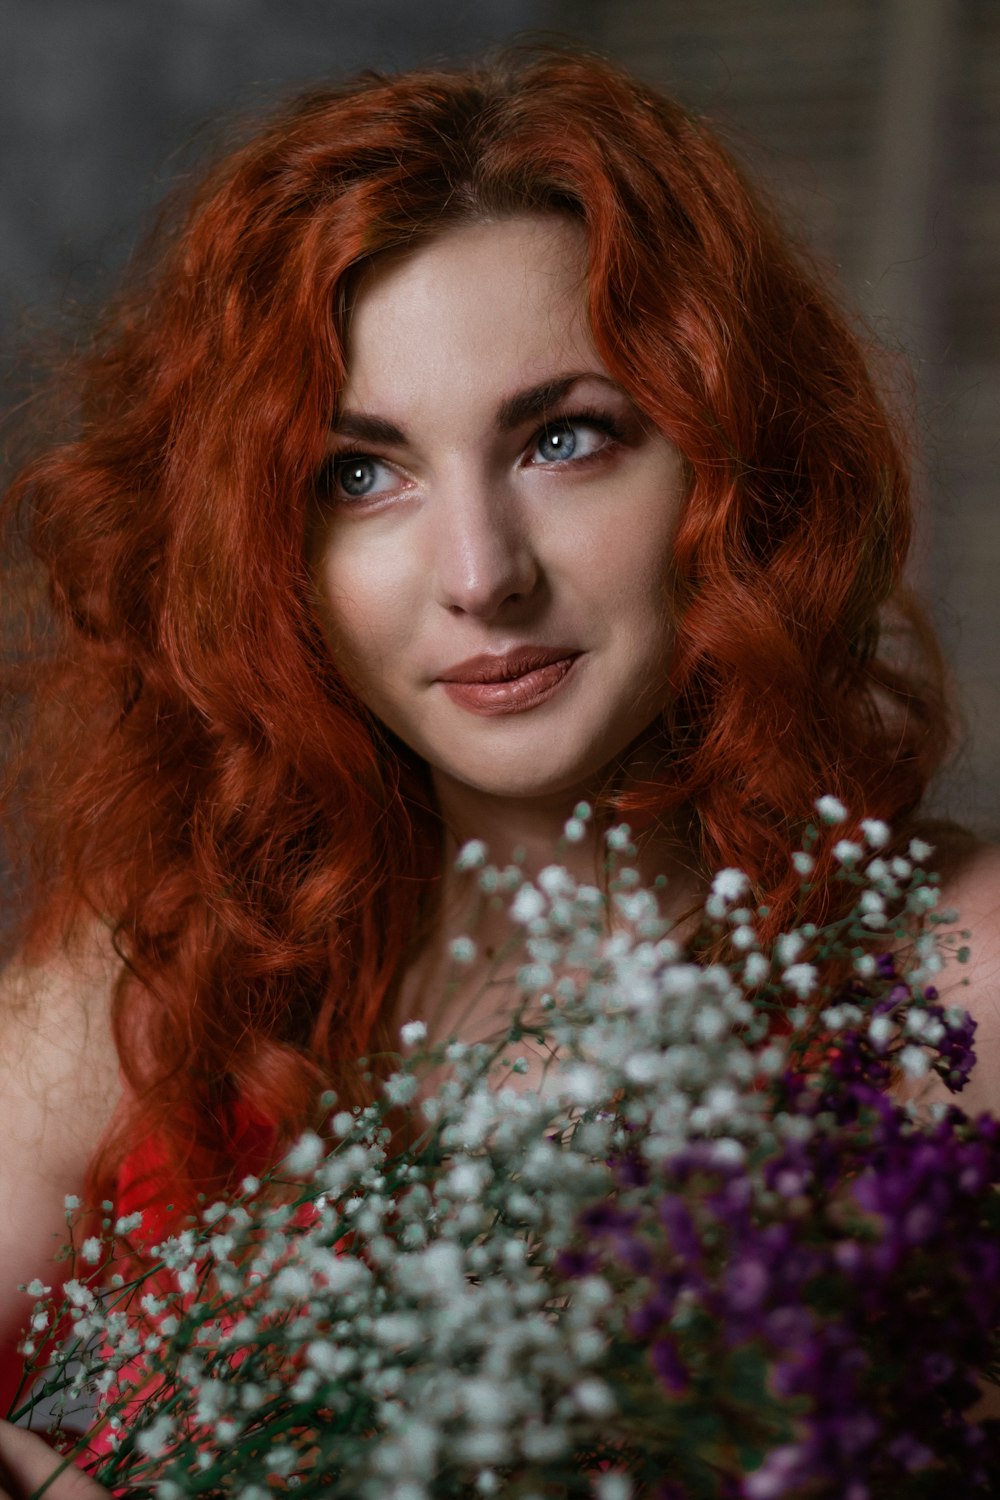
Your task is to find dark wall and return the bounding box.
[0,0,554,343]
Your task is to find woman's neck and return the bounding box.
[392,768,704,1071]
[429,765,705,946]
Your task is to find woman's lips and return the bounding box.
[439,654,581,716]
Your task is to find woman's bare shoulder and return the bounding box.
[921,839,1000,1116]
[0,923,124,1403]
[0,920,123,1167]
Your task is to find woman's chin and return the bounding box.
[429,753,615,810]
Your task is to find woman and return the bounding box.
[2,44,999,1482]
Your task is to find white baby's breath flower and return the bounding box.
[63,1195,81,1212]
[860,818,890,848]
[443,1158,490,1199]
[868,1015,894,1050]
[538,864,575,899]
[710,868,750,903]
[79,1236,103,1265]
[907,884,939,914]
[152,1229,196,1268]
[756,1043,787,1077]
[693,1006,727,1043]
[267,1446,299,1479]
[449,936,477,965]
[176,1263,199,1297]
[521,1424,569,1461]
[63,1280,96,1310]
[595,1475,633,1500]
[307,1341,358,1378]
[909,837,934,863]
[563,817,587,843]
[517,962,553,991]
[455,839,488,871]
[400,1019,428,1048]
[135,1414,175,1459]
[511,883,546,924]
[899,1044,930,1078]
[385,1071,420,1106]
[373,1313,424,1349]
[832,839,862,866]
[815,794,848,824]
[557,1063,607,1108]
[791,851,815,876]
[743,951,771,986]
[318,1257,373,1297]
[606,823,633,851]
[782,963,818,999]
[774,931,805,967]
[24,1279,50,1298]
[113,1211,143,1237]
[573,1378,616,1418]
[271,1264,312,1302]
[284,1131,324,1177]
[854,952,877,977]
[904,1010,946,1045]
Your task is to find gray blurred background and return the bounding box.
[1,0,997,831]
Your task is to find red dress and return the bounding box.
[79,1103,277,1471]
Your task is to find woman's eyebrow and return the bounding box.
[330,372,623,445]
[494,372,622,430]
[329,411,407,444]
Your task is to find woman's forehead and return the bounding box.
[336,216,600,430]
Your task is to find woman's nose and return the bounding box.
[430,478,539,618]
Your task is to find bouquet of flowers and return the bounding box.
[9,801,1000,1498]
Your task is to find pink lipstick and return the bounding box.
[437,647,581,717]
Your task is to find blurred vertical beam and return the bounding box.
[862,0,961,589]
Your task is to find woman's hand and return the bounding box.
[0,1422,104,1499]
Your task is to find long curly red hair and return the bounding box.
[0,45,951,1208]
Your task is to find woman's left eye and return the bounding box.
[530,414,621,466]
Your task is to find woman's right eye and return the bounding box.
[329,453,389,501]
[327,453,396,502]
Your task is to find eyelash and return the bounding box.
[320,408,626,503]
[534,408,626,462]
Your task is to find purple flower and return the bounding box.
[723,1256,770,1314]
[555,1246,600,1278]
[657,1194,702,1262]
[650,1334,689,1394]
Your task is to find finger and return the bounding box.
[0,1424,104,1498]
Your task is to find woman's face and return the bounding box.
[313,214,687,808]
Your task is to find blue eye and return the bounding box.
[327,454,398,502]
[537,424,579,462]
[336,457,378,497]
[532,413,622,466]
